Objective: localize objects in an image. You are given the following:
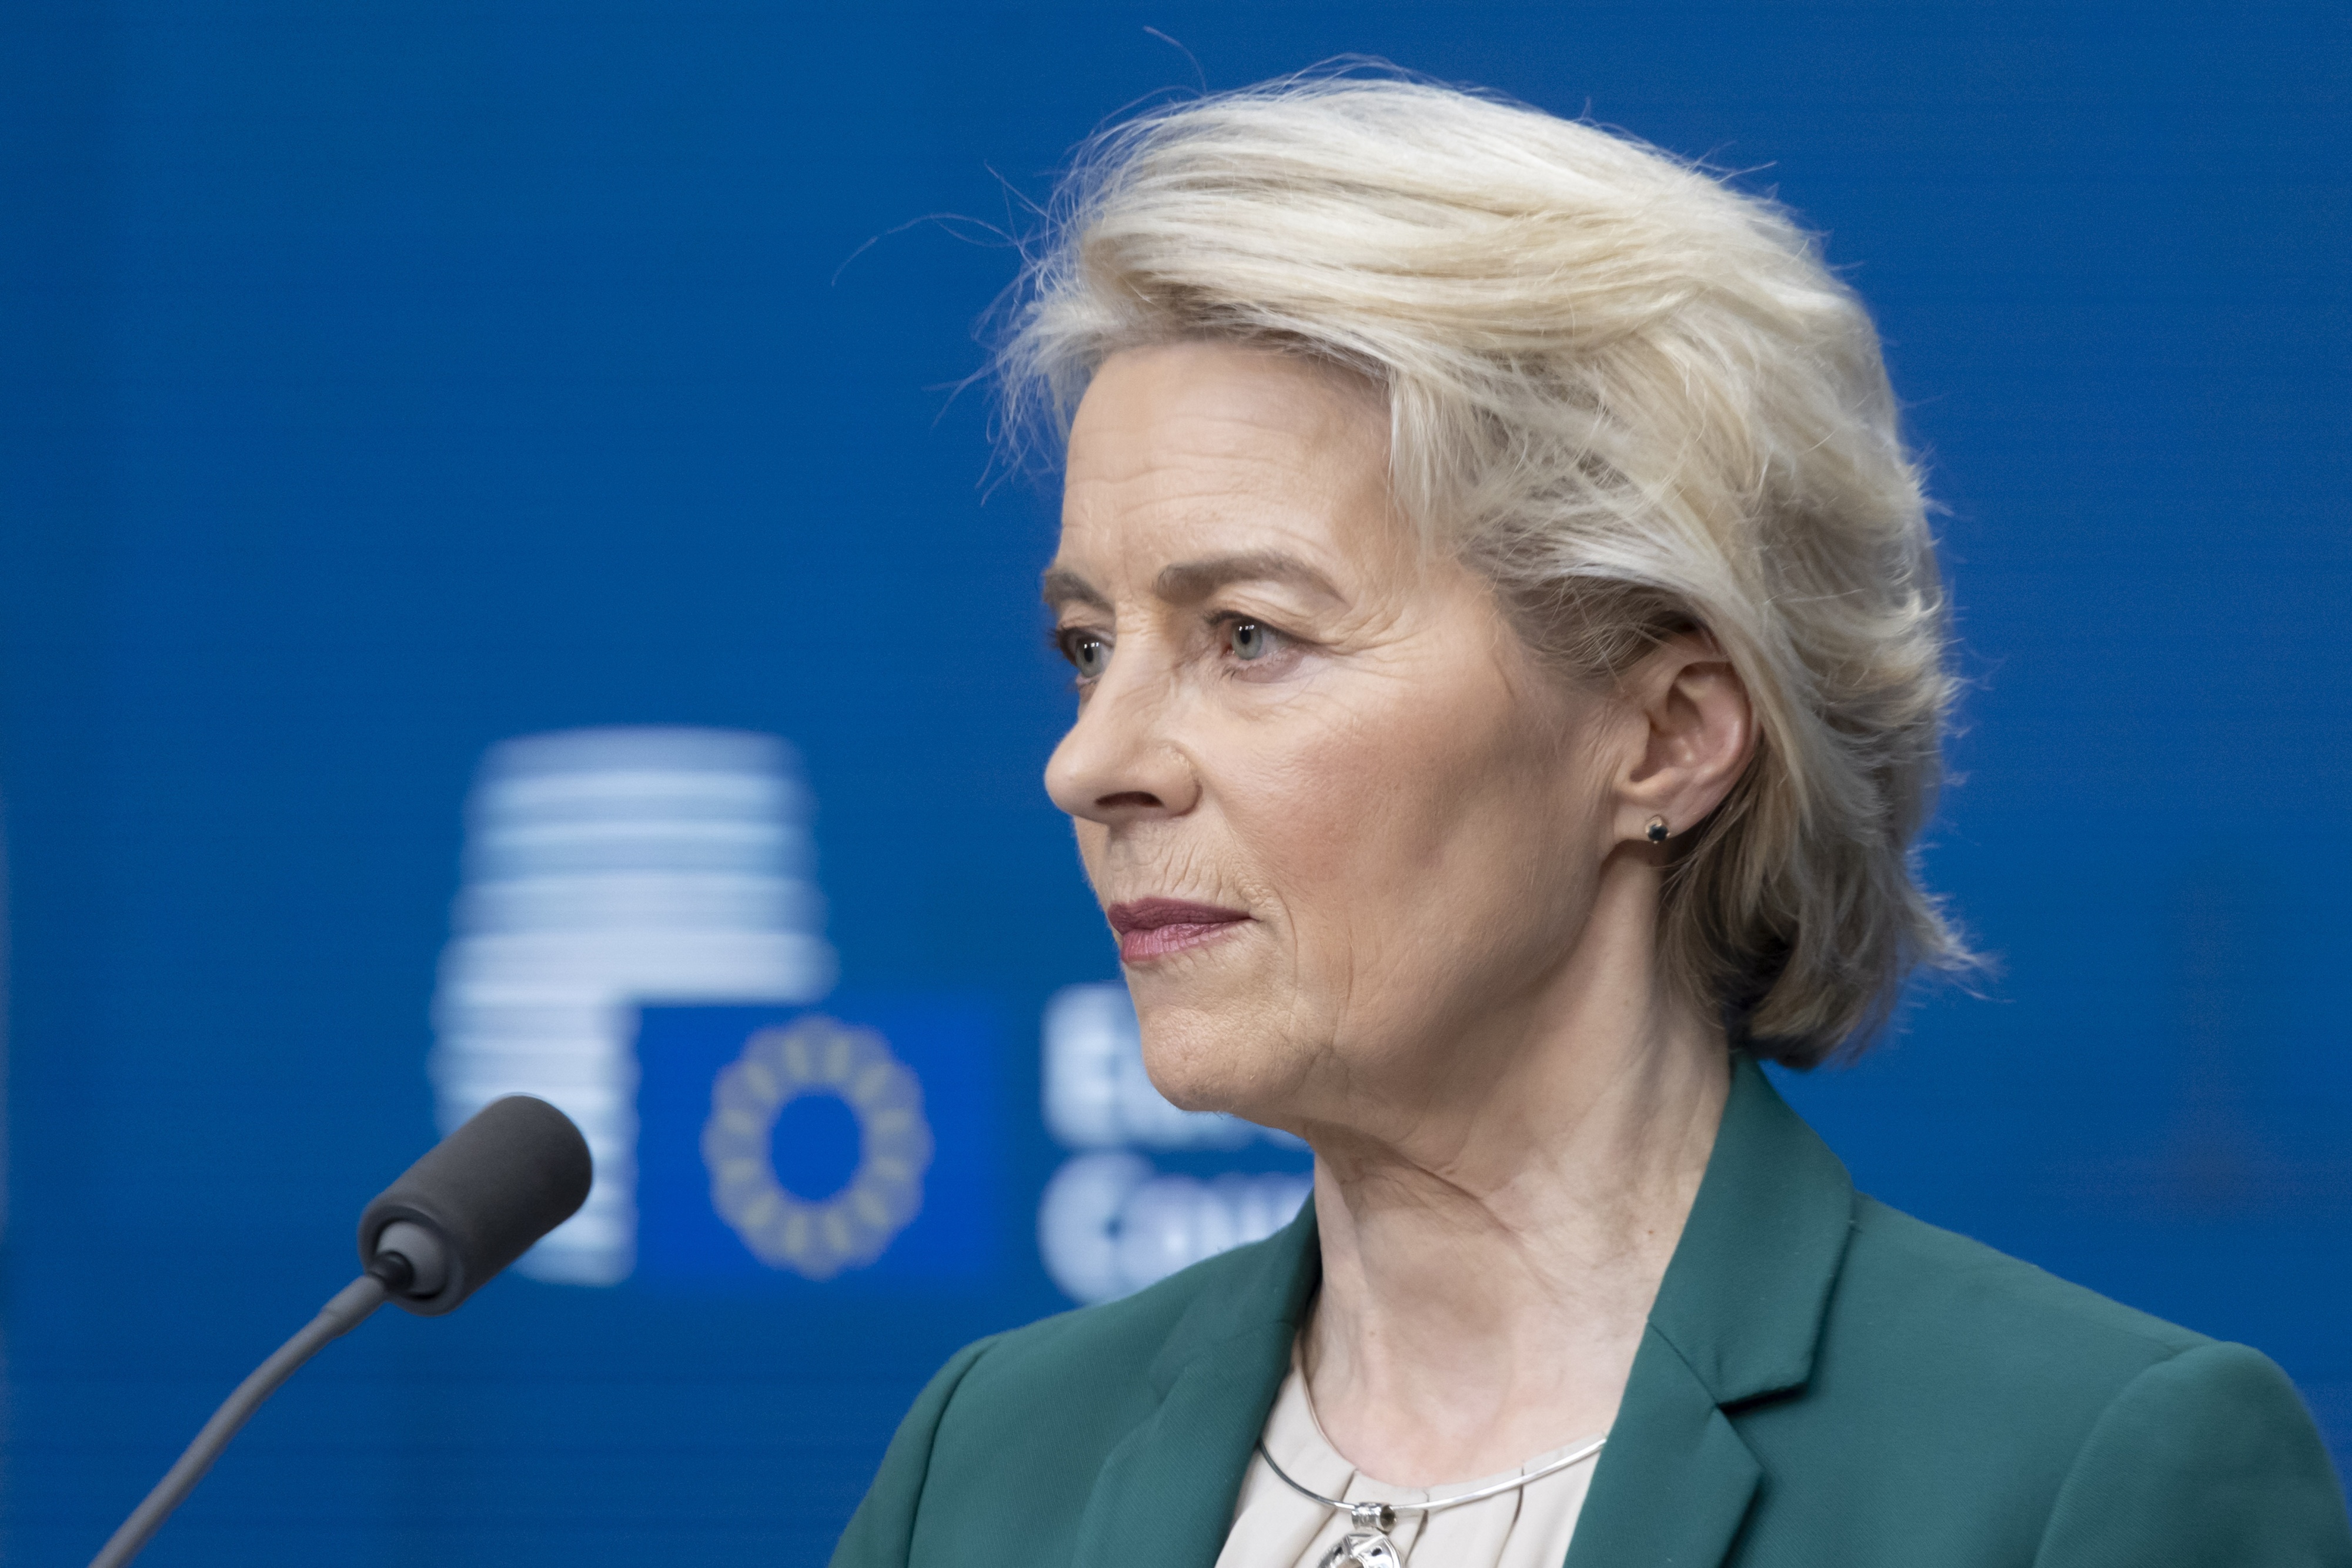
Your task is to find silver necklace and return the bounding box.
[1254,1435,1607,1568]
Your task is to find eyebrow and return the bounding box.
[1041,550,1345,613]
[1041,566,1111,613]
[1154,551,1344,606]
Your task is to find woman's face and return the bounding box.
[1044,342,1636,1135]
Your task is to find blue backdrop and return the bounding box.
[2,3,2346,1563]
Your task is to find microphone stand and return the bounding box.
[86,1274,389,1568]
[83,1093,590,1566]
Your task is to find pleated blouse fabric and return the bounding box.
[1214,1355,1602,1568]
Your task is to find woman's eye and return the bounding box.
[1058,629,1110,679]
[1227,619,1272,661]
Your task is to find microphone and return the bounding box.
[359,1092,597,1315]
[88,1095,593,1568]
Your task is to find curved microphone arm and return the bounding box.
[86,1275,389,1568]
[83,1094,591,1566]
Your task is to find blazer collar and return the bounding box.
[1070,1198,1321,1568]
[1646,1052,1857,1406]
[1070,1054,1855,1568]
[1147,1193,1323,1395]
[1565,1053,1858,1567]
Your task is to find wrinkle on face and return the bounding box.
[1044,340,1625,1161]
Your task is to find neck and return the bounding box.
[1297,853,1730,1486]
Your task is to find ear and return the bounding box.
[1611,632,1756,847]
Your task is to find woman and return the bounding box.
[834,77,2352,1567]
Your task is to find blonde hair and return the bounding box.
[996,72,1974,1065]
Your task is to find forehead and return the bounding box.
[1055,342,1395,582]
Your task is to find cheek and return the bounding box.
[1212,705,1404,909]
[1222,671,1593,984]
[1071,818,1110,884]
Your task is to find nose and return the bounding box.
[1044,654,1201,825]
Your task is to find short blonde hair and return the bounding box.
[997,73,1974,1065]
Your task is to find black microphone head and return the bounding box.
[357,1095,593,1316]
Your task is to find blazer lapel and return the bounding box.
[1562,1330,1763,1567]
[1070,1202,1321,1568]
[1564,1055,1857,1568]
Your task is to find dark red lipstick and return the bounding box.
[1106,898,1252,963]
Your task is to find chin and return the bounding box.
[1131,995,1308,1125]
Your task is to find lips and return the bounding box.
[1105,897,1252,963]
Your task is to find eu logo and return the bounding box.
[632,1000,997,1290]
[703,1017,934,1279]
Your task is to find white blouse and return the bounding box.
[1215,1356,1605,1568]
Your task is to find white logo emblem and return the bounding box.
[702,1016,934,1279]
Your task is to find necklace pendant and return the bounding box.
[1322,1530,1402,1568]
[1322,1502,1403,1568]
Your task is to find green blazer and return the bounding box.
[833,1058,2352,1566]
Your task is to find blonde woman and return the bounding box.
[833,76,2352,1568]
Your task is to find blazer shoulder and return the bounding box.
[1839,1192,2209,1374]
[1736,1202,2350,1566]
[2032,1340,2352,1566]
[1778,1194,2217,1492]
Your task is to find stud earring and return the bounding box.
[1645,816,1669,844]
